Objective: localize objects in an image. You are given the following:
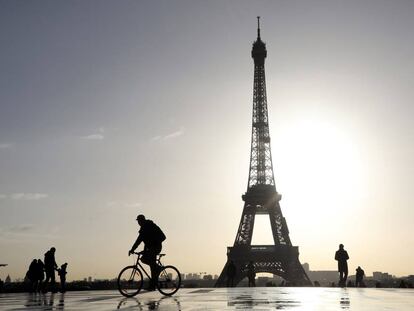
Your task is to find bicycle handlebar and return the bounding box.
[130,251,165,257]
[128,251,143,256]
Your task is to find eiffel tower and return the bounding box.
[215,17,311,287]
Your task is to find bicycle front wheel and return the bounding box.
[157,265,181,296]
[117,265,143,297]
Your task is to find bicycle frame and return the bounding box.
[118,251,181,297]
[133,253,164,282]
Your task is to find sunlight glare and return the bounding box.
[275,119,365,221]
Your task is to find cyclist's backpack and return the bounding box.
[150,221,166,243]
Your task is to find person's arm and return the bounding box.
[129,234,143,255]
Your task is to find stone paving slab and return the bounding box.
[0,288,413,310]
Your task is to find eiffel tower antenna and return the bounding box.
[215,18,311,287]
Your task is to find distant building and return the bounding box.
[187,273,200,280]
[302,263,337,285]
[203,274,213,281]
[373,272,393,281]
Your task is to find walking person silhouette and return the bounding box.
[335,244,349,287]
[128,214,166,291]
[43,247,58,293]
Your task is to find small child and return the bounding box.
[58,263,68,292]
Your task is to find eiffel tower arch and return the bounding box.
[215,17,311,287]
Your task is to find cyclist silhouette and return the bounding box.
[129,214,166,290]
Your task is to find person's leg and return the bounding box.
[339,271,345,286]
[43,273,50,293]
[51,271,56,292]
[142,250,157,290]
[149,244,162,286]
[343,268,348,283]
[149,254,158,288]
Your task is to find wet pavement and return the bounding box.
[0,287,413,310]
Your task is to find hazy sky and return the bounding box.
[1,0,413,280]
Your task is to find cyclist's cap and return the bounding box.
[136,214,145,221]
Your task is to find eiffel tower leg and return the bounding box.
[282,258,312,286]
[215,259,230,287]
[216,244,312,287]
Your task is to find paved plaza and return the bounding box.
[0,287,413,310]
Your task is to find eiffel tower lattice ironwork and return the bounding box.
[215,17,311,287]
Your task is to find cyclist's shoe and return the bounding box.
[146,280,156,291]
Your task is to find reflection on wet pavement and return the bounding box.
[1,287,413,310]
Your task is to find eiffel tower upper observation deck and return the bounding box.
[215,17,311,287]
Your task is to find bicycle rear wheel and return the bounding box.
[157,265,181,296]
[117,265,143,297]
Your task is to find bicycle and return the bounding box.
[117,251,181,297]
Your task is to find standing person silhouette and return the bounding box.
[335,244,349,287]
[226,261,236,287]
[129,214,166,291]
[26,259,38,292]
[247,261,256,287]
[36,259,45,292]
[355,266,365,287]
[58,263,68,293]
[43,247,58,293]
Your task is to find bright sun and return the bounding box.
[277,118,365,218]
[247,118,367,245]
